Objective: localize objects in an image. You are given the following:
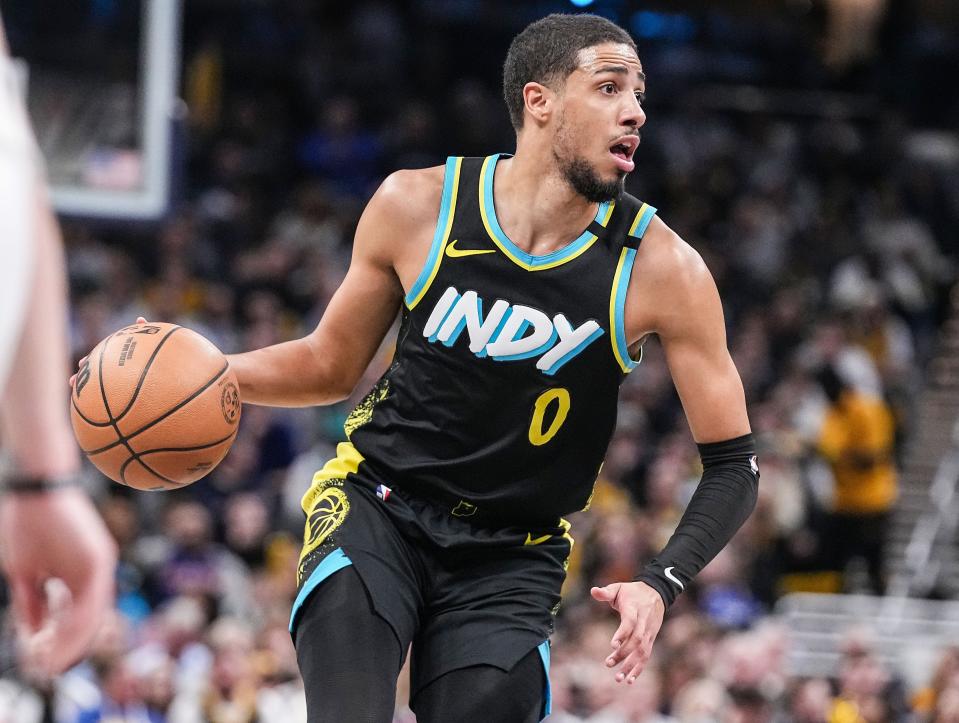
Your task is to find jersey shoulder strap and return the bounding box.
[605,193,658,374]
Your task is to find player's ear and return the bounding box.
[522,81,555,126]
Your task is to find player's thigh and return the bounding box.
[294,565,405,723]
[411,647,546,723]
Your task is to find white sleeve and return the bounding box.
[0,51,40,390]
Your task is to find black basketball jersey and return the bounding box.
[346,154,657,527]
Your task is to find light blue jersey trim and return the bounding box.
[629,203,657,239]
[483,154,610,269]
[612,203,656,372]
[537,640,552,720]
[613,247,642,371]
[405,156,460,307]
[289,548,353,633]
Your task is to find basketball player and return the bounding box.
[144,13,757,722]
[0,19,117,675]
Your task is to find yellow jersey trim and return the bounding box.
[406,156,463,310]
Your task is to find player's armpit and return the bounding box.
[227,168,444,407]
[627,220,751,443]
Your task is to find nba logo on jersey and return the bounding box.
[376,484,392,501]
[422,286,604,375]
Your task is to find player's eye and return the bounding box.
[635,92,646,105]
[601,83,617,94]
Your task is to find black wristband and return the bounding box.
[635,433,759,608]
[1,472,81,494]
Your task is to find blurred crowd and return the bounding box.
[3,1,959,721]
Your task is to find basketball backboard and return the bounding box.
[3,0,180,220]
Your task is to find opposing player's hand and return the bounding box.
[69,317,148,387]
[590,580,665,684]
[0,487,117,676]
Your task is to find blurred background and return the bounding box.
[1,0,958,720]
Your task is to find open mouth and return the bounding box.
[609,135,639,172]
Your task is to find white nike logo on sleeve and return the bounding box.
[664,567,684,590]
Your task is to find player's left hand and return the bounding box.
[590,580,665,684]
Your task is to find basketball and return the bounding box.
[70,322,241,490]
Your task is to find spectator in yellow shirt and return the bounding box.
[816,365,898,594]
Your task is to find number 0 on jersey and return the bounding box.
[529,388,571,446]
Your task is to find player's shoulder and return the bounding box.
[630,206,711,293]
[355,164,447,267]
[368,164,446,228]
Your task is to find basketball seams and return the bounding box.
[83,360,232,456]
[120,456,181,487]
[93,335,162,487]
[113,325,182,423]
[71,397,114,428]
[95,334,136,484]
[97,334,117,426]
[135,429,238,458]
[119,431,238,489]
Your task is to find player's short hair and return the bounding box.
[503,13,636,130]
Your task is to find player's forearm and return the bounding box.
[635,433,759,607]
[226,337,353,407]
[1,185,80,478]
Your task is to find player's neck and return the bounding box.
[493,148,599,255]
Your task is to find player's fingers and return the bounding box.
[613,614,647,669]
[606,607,637,667]
[590,585,618,604]
[615,641,651,683]
[46,569,112,673]
[620,624,657,684]
[624,655,651,684]
[610,608,635,648]
[8,575,44,632]
[69,356,88,387]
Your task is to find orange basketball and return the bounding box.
[70,322,241,491]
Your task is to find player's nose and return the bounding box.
[620,97,646,129]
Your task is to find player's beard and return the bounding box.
[553,116,626,203]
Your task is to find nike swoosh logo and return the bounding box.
[664,567,684,590]
[525,532,552,546]
[446,239,495,258]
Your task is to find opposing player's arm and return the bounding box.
[0,38,117,672]
[227,169,442,407]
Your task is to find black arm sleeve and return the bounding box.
[634,433,759,608]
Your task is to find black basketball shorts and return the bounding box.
[288,442,573,715]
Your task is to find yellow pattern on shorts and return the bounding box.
[297,442,364,582]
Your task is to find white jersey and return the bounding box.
[0,48,39,390]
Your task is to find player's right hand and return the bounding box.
[69,317,148,388]
[0,487,118,676]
